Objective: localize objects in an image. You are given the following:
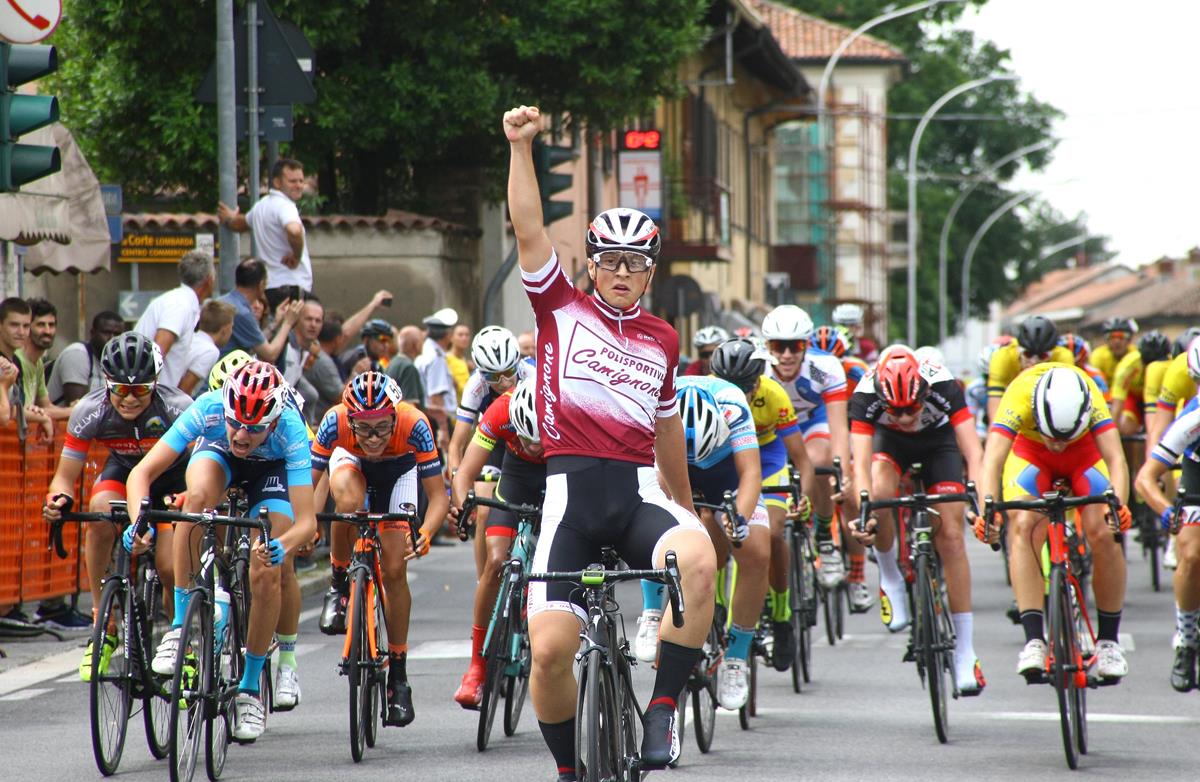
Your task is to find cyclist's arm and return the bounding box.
[825,399,852,489]
[281,483,318,553]
[1093,426,1130,506]
[978,430,1013,504]
[418,472,449,541]
[849,430,874,518]
[655,413,697,519]
[126,440,183,518]
[1134,455,1172,516]
[505,107,553,272]
[43,454,86,520]
[780,429,817,507]
[731,447,762,522]
[447,418,473,474]
[952,418,984,486]
[1148,406,1175,452]
[452,440,491,508]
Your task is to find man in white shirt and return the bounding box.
[218,158,311,308]
[133,251,215,387]
[415,307,457,450]
[180,300,235,395]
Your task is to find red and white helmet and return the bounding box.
[875,346,927,410]
[223,361,287,426]
[586,208,661,260]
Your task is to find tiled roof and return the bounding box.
[1030,273,1144,315]
[124,209,476,236]
[1081,274,1200,328]
[1002,264,1128,319]
[747,0,907,63]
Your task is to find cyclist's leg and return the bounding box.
[321,449,366,635]
[1071,456,1128,677]
[723,506,769,705]
[760,446,793,627]
[83,481,124,617]
[868,449,907,630]
[1002,447,1053,671]
[241,461,293,693]
[1173,518,1200,689]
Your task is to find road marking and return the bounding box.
[407,639,471,660]
[0,648,81,696]
[0,687,53,701]
[982,711,1200,725]
[298,606,323,624]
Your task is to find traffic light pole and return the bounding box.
[216,0,240,293]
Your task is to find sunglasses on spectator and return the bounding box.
[592,251,653,273]
[481,367,518,385]
[768,339,808,355]
[350,420,395,440]
[372,335,393,343]
[225,417,271,434]
[106,381,155,399]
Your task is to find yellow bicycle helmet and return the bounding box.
[208,349,254,392]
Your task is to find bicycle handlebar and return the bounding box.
[983,489,1121,548]
[858,482,979,544]
[318,507,421,555]
[693,490,743,548]
[815,456,843,496]
[145,506,272,549]
[1168,492,1200,534]
[456,490,541,541]
[50,497,143,559]
[529,551,686,629]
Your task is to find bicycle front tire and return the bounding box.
[347,568,370,763]
[576,647,619,782]
[140,571,172,761]
[1048,566,1080,769]
[916,556,949,744]
[169,594,210,782]
[477,588,510,752]
[91,577,132,776]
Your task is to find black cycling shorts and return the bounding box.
[872,424,964,489]
[487,450,547,538]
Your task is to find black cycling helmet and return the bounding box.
[1138,330,1171,365]
[101,331,161,384]
[1016,315,1058,356]
[710,338,766,392]
[1173,327,1200,358]
[1101,316,1137,335]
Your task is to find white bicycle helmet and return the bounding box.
[832,303,864,327]
[1187,336,1200,382]
[693,325,731,349]
[509,376,539,442]
[1032,367,1091,442]
[914,346,946,367]
[677,383,730,463]
[471,325,520,374]
[586,207,661,260]
[761,305,814,341]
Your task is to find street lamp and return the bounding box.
[959,190,1037,336]
[906,73,1017,345]
[1040,233,1090,260]
[937,139,1055,342]
[814,0,961,323]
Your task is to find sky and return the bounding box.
[957,0,1200,267]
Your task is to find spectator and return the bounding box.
[448,323,473,399]
[339,318,394,378]
[218,157,313,309]
[16,298,70,421]
[415,307,458,448]
[0,298,57,439]
[386,325,427,410]
[133,250,214,387]
[307,315,347,424]
[47,310,124,404]
[218,258,302,362]
[0,355,15,426]
[278,295,322,406]
[517,330,535,358]
[180,299,235,395]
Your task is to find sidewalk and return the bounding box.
[0,560,331,675]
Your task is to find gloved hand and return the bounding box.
[973,511,1002,545]
[727,514,749,544]
[122,523,155,553]
[1161,507,1175,531]
[267,538,286,566]
[1114,504,1132,533]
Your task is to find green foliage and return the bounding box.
[47,0,707,212]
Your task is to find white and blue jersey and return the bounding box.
[677,375,757,470]
[1152,394,1200,467]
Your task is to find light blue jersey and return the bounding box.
[162,389,312,486]
[677,375,758,470]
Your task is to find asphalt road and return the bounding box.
[1,534,1197,782]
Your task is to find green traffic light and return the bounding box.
[0,42,60,192]
[534,141,576,226]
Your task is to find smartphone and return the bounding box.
[285,285,301,301]
[381,296,393,308]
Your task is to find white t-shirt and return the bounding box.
[246,189,312,290]
[134,285,200,387]
[415,338,457,408]
[185,331,221,396]
[46,342,104,403]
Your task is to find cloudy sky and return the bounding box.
[958,1,1200,267]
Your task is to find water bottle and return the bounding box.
[214,586,231,655]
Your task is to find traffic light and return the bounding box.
[533,140,575,226]
[0,43,60,193]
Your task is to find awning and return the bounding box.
[6,123,111,274]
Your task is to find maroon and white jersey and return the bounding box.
[522,252,679,465]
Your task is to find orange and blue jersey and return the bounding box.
[312,401,442,479]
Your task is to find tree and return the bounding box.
[47,0,708,213]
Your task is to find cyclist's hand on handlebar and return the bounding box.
[793,494,812,522]
[728,515,749,544]
[253,538,286,567]
[1161,507,1175,531]
[123,523,155,555]
[973,511,1002,546]
[851,514,877,546]
[406,527,432,560]
[1112,504,1132,533]
[42,493,70,522]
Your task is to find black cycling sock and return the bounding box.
[1019,610,1044,643]
[538,718,576,776]
[389,651,407,683]
[650,640,699,710]
[1097,610,1121,643]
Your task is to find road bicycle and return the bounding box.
[456,491,541,751]
[859,481,977,744]
[984,490,1121,769]
[529,548,684,782]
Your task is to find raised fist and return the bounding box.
[503,105,542,144]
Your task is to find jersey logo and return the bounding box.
[408,419,435,454]
[263,476,286,495]
[143,416,167,436]
[808,363,829,385]
[316,411,340,445]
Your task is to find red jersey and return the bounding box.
[311,401,442,479]
[522,252,679,465]
[473,391,546,465]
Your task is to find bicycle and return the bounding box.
[859,482,977,744]
[317,508,419,762]
[1123,432,1163,590]
[457,491,541,752]
[984,489,1122,769]
[54,498,171,776]
[529,548,685,782]
[812,460,847,646]
[144,506,271,782]
[763,467,819,695]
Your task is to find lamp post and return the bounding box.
[907,73,1016,345]
[959,190,1037,335]
[814,0,960,322]
[937,139,1054,342]
[1040,233,1090,260]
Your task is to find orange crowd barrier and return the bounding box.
[0,423,110,606]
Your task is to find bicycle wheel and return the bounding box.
[790,532,811,691]
[616,662,642,782]
[141,576,172,761]
[346,568,370,763]
[822,583,837,646]
[503,587,531,737]
[691,623,718,753]
[1048,566,1080,770]
[91,578,132,776]
[477,588,510,751]
[916,559,949,744]
[575,647,619,782]
[205,582,242,782]
[739,644,757,728]
[365,578,384,749]
[1146,521,1161,593]
[1068,581,1088,756]
[834,583,846,640]
[169,594,209,782]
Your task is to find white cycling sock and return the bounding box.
[1176,605,1200,648]
[952,612,977,682]
[875,545,905,597]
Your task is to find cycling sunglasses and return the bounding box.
[350,420,395,440]
[768,339,808,355]
[481,367,518,385]
[225,416,271,434]
[888,403,921,417]
[1019,349,1051,363]
[592,250,654,273]
[106,381,155,399]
